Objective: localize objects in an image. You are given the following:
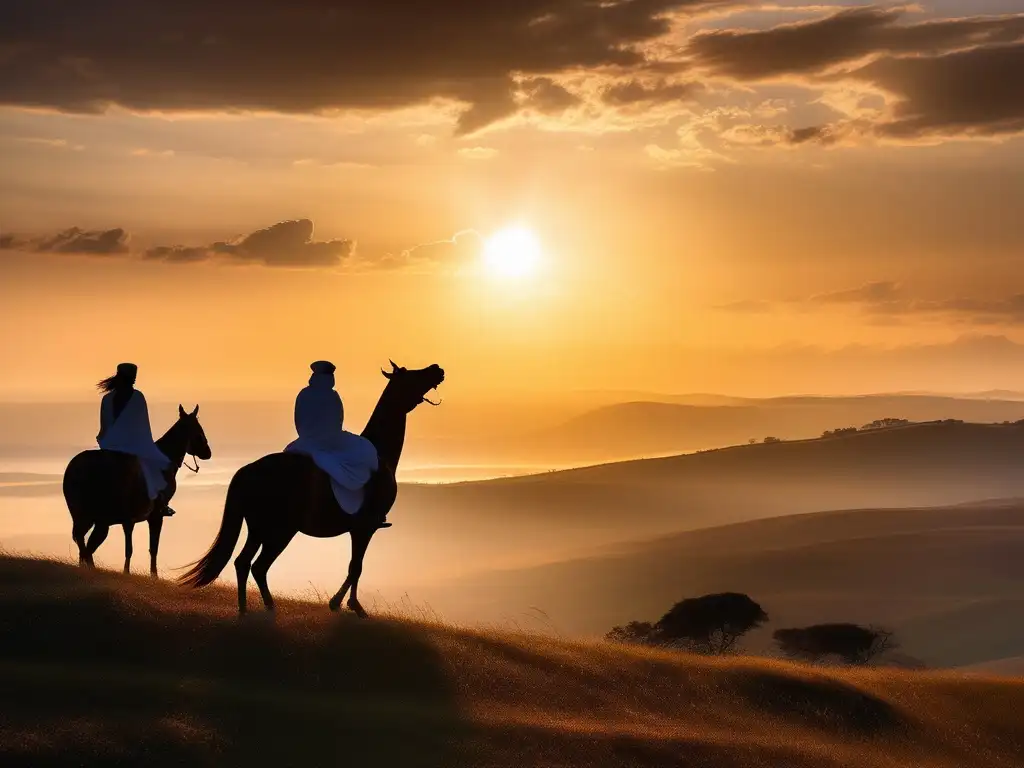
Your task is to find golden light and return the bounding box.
[482,227,543,279]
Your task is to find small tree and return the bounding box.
[774,624,897,666]
[655,593,768,654]
[861,418,911,431]
[822,427,858,438]
[605,621,657,646]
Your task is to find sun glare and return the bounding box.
[483,227,543,279]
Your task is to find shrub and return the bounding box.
[774,624,897,665]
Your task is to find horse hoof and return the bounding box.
[348,601,368,619]
[329,598,342,612]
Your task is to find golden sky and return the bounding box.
[3,1,1024,402]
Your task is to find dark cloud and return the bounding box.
[684,8,1024,143]
[519,77,582,114]
[720,121,845,147]
[2,218,487,270]
[687,7,1024,80]
[0,0,728,134]
[854,42,1024,140]
[602,79,701,105]
[1,227,130,255]
[145,219,353,268]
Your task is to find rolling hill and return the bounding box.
[424,497,1024,669]
[371,420,1024,581]
[1,555,1023,768]
[8,420,1024,599]
[527,395,1024,462]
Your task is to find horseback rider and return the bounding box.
[96,363,176,518]
[284,360,390,528]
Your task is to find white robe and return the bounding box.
[284,374,378,514]
[97,390,170,500]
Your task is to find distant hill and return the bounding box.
[524,395,1024,462]
[381,420,1024,576]
[1,555,1023,767]
[8,421,1024,603]
[424,497,1024,669]
[8,392,1024,468]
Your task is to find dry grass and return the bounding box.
[0,555,1022,767]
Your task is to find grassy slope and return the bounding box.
[1,557,1023,767]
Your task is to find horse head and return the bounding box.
[177,404,213,461]
[381,361,445,413]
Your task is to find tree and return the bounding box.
[861,418,911,431]
[605,621,657,646]
[654,593,768,654]
[773,624,897,666]
[822,427,858,438]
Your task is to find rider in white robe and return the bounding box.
[96,363,171,503]
[284,361,378,514]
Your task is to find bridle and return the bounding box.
[183,453,201,473]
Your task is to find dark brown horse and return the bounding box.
[180,362,444,616]
[63,405,212,576]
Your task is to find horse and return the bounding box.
[63,404,212,577]
[179,361,444,616]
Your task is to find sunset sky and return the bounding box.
[3,0,1024,404]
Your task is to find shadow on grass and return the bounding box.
[733,669,905,736]
[0,556,470,767]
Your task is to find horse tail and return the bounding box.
[178,469,248,589]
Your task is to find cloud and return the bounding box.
[1,227,130,255]
[144,219,353,268]
[379,230,485,270]
[519,77,582,114]
[0,0,730,134]
[850,42,1024,141]
[602,79,701,106]
[685,7,1024,143]
[2,218,491,270]
[687,7,1024,80]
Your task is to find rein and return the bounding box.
[183,454,201,473]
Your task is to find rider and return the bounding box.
[284,360,389,528]
[96,362,176,517]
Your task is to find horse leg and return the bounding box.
[122,522,135,574]
[72,519,91,566]
[233,530,261,614]
[84,524,109,567]
[343,530,373,618]
[250,529,296,612]
[147,513,164,578]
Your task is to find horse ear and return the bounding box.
[178,404,186,417]
[191,404,199,417]
[381,368,393,380]
[389,359,399,372]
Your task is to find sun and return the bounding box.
[482,227,543,279]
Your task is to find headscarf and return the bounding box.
[308,360,336,388]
